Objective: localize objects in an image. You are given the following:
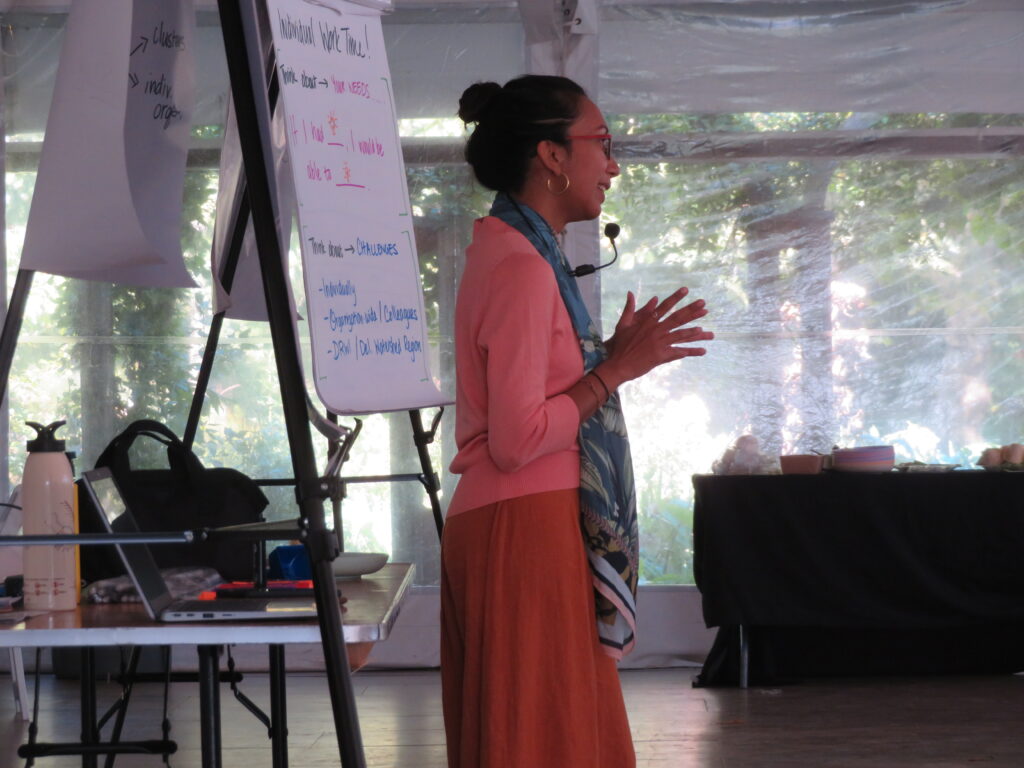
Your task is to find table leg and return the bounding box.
[103,646,142,768]
[738,624,749,689]
[269,644,288,768]
[9,648,29,721]
[80,648,98,768]
[197,645,222,768]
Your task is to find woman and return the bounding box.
[442,75,713,768]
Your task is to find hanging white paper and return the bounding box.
[20,0,196,287]
[210,98,297,321]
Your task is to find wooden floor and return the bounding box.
[3,667,1024,766]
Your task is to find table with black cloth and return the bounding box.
[692,471,1024,687]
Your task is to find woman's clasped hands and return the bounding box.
[599,286,713,389]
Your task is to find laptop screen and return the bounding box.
[80,468,174,619]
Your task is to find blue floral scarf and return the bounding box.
[490,192,638,659]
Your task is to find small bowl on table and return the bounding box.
[831,445,895,472]
[779,454,825,474]
[332,552,389,580]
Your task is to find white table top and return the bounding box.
[0,563,413,648]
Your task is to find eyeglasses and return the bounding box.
[568,133,613,159]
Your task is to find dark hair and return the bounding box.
[458,75,587,193]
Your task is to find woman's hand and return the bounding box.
[599,286,713,389]
[604,291,659,358]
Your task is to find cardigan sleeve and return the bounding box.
[476,252,581,473]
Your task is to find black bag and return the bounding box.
[79,420,269,583]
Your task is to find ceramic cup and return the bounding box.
[1002,443,1024,464]
[779,454,825,474]
[979,447,1003,468]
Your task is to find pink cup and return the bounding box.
[978,448,1003,468]
[1003,443,1024,465]
[831,445,895,472]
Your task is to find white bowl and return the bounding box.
[332,552,389,579]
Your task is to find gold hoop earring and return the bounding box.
[546,173,571,195]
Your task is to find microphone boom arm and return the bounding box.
[571,222,620,278]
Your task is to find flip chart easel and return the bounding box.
[182,30,445,541]
[207,2,450,764]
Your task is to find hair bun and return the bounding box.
[458,81,502,124]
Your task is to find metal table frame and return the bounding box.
[1,563,413,768]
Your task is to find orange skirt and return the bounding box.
[440,488,635,768]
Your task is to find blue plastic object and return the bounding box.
[268,544,312,580]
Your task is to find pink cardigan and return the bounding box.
[447,217,583,517]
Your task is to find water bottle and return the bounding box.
[22,420,77,611]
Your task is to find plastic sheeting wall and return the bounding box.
[590,4,1024,580]
[601,0,1024,114]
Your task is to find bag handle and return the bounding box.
[95,419,205,485]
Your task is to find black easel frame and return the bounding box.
[0,268,35,414]
[216,2,364,765]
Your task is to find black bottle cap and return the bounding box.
[26,420,67,453]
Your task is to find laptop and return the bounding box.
[80,467,319,622]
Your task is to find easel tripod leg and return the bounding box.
[409,409,444,540]
[307,549,365,766]
[0,268,36,405]
[270,644,288,768]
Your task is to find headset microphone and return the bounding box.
[571,222,620,278]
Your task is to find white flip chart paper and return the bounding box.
[267,0,447,414]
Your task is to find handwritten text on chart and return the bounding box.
[144,74,172,99]
[310,238,355,258]
[308,236,399,258]
[276,11,369,58]
[323,299,423,361]
[280,66,372,99]
[292,116,385,158]
[357,238,397,256]
[152,21,186,50]
[330,334,423,362]
[129,20,185,130]
[324,301,420,332]
[320,278,357,305]
[294,114,385,190]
